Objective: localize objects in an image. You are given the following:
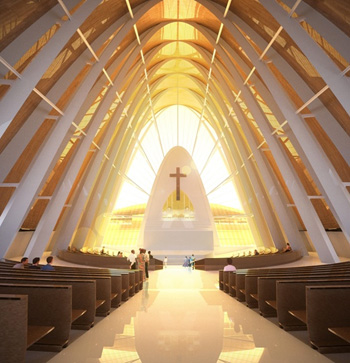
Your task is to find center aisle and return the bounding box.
[45,266,333,363]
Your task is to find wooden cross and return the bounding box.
[169,167,186,201]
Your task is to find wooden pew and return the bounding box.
[0,275,95,329]
[0,284,71,352]
[0,268,112,316]
[223,271,230,293]
[328,328,350,344]
[306,285,350,353]
[45,265,140,306]
[0,262,141,304]
[256,272,350,317]
[275,278,350,332]
[219,270,224,290]
[0,294,46,363]
[121,272,130,301]
[243,264,350,308]
[134,270,140,293]
[235,261,350,297]
[229,272,236,297]
[235,272,247,301]
[109,272,122,308]
[0,262,141,310]
[127,271,135,297]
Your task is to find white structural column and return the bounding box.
[283,0,350,62]
[187,36,306,252]
[0,0,82,68]
[0,0,161,258]
[0,13,131,182]
[260,0,350,116]
[196,1,341,262]
[230,15,350,166]
[0,0,101,131]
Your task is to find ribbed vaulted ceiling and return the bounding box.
[0,0,349,263]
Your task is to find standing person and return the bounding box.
[190,254,195,270]
[144,250,150,279]
[41,256,55,271]
[223,258,236,272]
[137,249,146,281]
[13,257,29,269]
[29,257,41,269]
[163,256,168,268]
[127,249,137,269]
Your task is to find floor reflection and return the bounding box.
[46,267,333,363]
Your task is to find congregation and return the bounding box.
[13,256,56,271]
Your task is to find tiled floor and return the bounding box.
[25,260,350,363]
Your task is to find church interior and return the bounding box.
[0,0,350,362]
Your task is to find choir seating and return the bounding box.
[197,250,301,271]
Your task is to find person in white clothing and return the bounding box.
[127,249,137,269]
[223,258,236,272]
[163,256,168,268]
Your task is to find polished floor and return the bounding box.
[25,262,350,363]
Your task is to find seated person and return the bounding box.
[224,258,236,272]
[13,257,29,269]
[41,256,55,271]
[29,257,41,269]
[282,242,292,252]
[254,249,259,256]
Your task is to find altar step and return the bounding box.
[152,254,206,266]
